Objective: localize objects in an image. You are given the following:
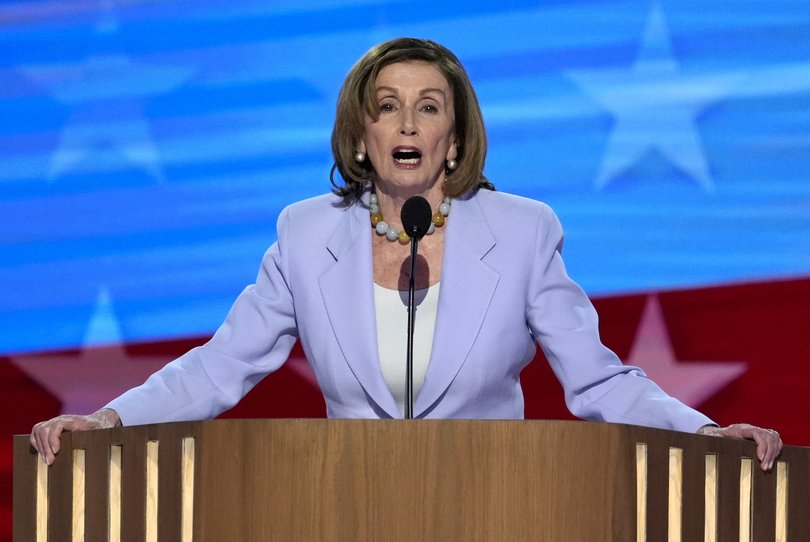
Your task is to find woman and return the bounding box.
[31,38,782,469]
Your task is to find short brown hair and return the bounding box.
[331,38,492,205]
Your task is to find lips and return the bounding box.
[392,146,422,168]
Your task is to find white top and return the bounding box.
[374,282,440,415]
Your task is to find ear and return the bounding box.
[357,140,367,154]
[446,138,458,161]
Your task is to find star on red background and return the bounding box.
[626,295,746,407]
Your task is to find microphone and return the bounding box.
[401,196,432,240]
[400,196,433,419]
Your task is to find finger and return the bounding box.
[47,420,66,457]
[29,430,39,452]
[763,433,783,471]
[33,427,54,465]
[755,431,780,471]
[746,429,771,470]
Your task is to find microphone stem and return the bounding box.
[405,232,418,419]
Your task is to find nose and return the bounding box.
[399,109,417,136]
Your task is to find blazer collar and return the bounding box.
[415,191,498,416]
[319,200,401,417]
[318,191,498,419]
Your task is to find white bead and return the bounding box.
[426,222,436,235]
[439,202,450,216]
[369,193,378,204]
[376,221,389,235]
[370,203,379,214]
[385,228,399,241]
[443,196,451,204]
[355,152,366,162]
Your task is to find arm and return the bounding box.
[31,207,299,459]
[105,207,299,425]
[525,205,782,468]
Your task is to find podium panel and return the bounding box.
[14,420,810,541]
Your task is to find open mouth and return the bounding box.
[392,148,422,166]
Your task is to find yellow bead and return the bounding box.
[432,212,445,227]
[371,213,383,226]
[398,230,410,243]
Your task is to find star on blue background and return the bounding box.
[567,3,742,191]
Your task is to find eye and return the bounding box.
[379,102,396,112]
[421,103,439,114]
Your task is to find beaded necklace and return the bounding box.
[369,193,451,243]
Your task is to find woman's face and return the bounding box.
[359,61,457,197]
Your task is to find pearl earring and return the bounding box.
[355,152,366,163]
[447,159,457,170]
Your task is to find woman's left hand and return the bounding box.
[698,423,783,471]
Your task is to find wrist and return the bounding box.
[93,408,122,428]
[697,424,722,436]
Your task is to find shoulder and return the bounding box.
[275,192,360,233]
[281,192,347,221]
[465,188,558,229]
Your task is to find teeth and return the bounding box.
[393,150,421,164]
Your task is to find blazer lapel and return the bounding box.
[415,192,498,416]
[319,202,400,418]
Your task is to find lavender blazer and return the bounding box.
[107,188,713,432]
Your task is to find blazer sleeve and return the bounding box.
[105,207,299,426]
[525,204,714,433]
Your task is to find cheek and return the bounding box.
[362,126,387,153]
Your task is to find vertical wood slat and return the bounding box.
[12,437,38,542]
[679,447,705,542]
[667,447,683,542]
[636,443,647,542]
[717,453,741,542]
[121,429,147,542]
[786,449,809,541]
[646,441,669,542]
[738,458,753,542]
[157,434,182,542]
[181,437,196,542]
[71,449,85,542]
[751,458,776,541]
[36,457,48,542]
[145,441,159,542]
[47,432,72,542]
[109,445,122,542]
[775,462,787,542]
[704,454,718,542]
[82,437,109,542]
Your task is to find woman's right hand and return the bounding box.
[30,408,121,465]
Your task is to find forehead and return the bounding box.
[373,60,450,93]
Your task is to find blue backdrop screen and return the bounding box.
[2,0,809,353]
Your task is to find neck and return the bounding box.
[373,183,444,230]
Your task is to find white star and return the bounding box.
[9,287,173,415]
[567,2,744,191]
[16,0,194,182]
[627,295,746,407]
[23,50,194,181]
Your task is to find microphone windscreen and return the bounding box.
[400,196,433,240]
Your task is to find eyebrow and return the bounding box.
[375,86,447,98]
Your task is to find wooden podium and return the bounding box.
[13,420,810,541]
